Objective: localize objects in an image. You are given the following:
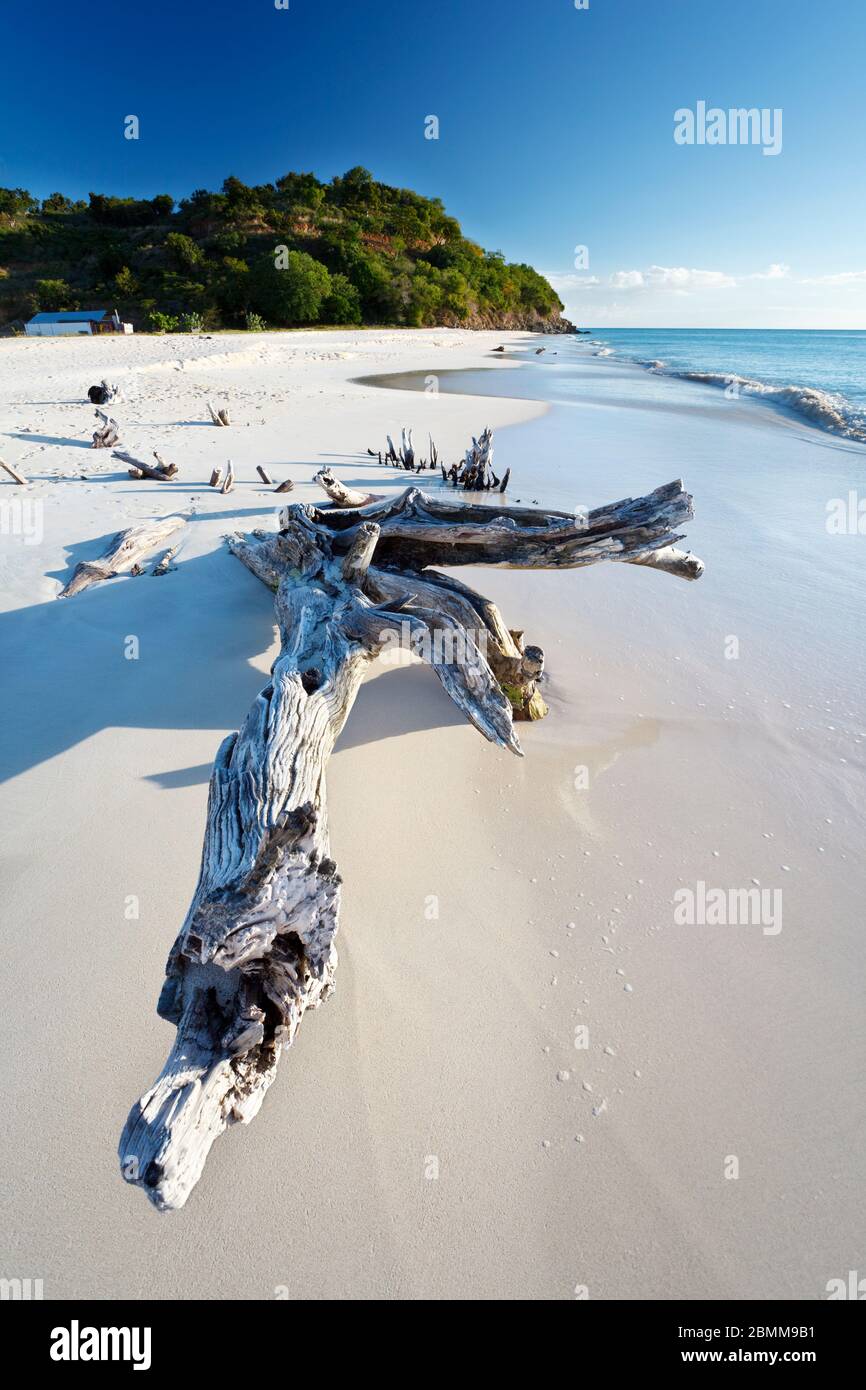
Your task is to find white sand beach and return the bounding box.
[1,328,863,1300]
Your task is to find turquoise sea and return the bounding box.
[577,328,866,442]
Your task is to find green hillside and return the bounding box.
[0,169,571,334]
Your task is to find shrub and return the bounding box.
[245,310,266,331]
[147,310,180,333]
[166,231,204,272]
[178,311,204,332]
[34,278,75,311]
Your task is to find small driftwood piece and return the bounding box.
[59,516,185,598]
[209,467,223,489]
[114,449,178,482]
[0,457,27,485]
[274,478,294,494]
[88,380,121,406]
[92,410,120,449]
[221,460,235,495]
[152,545,181,576]
[208,402,231,427]
[256,466,273,485]
[369,429,470,477]
[446,427,498,491]
[119,477,704,1211]
[313,467,374,509]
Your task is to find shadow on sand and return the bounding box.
[0,532,468,787]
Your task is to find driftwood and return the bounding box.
[91,410,120,449]
[209,467,222,489]
[0,457,27,485]
[313,468,375,508]
[87,380,121,406]
[369,428,489,478]
[152,544,181,576]
[256,465,273,485]
[114,449,178,482]
[274,478,294,493]
[119,477,703,1210]
[59,516,186,597]
[208,402,231,427]
[221,460,235,495]
[369,428,438,472]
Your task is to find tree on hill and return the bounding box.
[250,249,332,324]
[0,169,566,332]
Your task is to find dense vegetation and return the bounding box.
[0,169,567,333]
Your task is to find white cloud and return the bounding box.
[609,269,645,289]
[645,266,736,290]
[546,273,601,293]
[753,263,791,280]
[801,269,866,285]
[543,259,866,328]
[560,265,737,294]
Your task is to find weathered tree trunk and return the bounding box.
[119,479,703,1209]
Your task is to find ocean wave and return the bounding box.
[578,339,866,443]
[675,371,866,442]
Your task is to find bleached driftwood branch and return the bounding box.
[119,479,703,1210]
[113,449,178,482]
[367,428,440,472]
[208,401,231,427]
[92,410,120,449]
[313,467,375,508]
[0,457,27,485]
[59,516,186,597]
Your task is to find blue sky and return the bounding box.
[1,0,863,326]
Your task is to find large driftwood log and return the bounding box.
[59,516,186,597]
[119,480,703,1209]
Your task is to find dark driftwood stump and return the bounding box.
[119,479,703,1210]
